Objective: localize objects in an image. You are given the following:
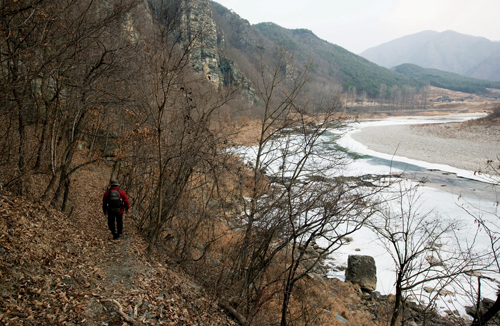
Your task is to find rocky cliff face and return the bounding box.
[178,0,254,99]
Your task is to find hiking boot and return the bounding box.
[113,233,119,240]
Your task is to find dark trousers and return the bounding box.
[107,212,123,235]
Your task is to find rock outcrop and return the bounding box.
[177,0,254,101]
[466,297,500,322]
[345,255,377,291]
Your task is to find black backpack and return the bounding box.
[107,188,122,214]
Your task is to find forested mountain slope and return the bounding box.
[393,63,500,94]
[211,2,423,98]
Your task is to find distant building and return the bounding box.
[435,96,465,102]
[355,97,365,104]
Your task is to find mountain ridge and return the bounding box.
[360,30,500,81]
[210,2,425,98]
[209,3,500,98]
[392,63,500,94]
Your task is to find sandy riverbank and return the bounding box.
[350,116,500,172]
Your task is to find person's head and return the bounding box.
[110,179,119,187]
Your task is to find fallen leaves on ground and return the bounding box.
[0,187,236,325]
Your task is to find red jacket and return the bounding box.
[102,186,130,215]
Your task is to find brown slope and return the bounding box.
[0,167,237,325]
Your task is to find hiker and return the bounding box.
[102,179,130,240]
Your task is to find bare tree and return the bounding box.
[468,222,500,326]
[218,46,384,325]
[0,0,137,207]
[379,83,387,109]
[463,156,500,326]
[369,183,477,326]
[116,0,237,253]
[420,84,430,109]
[389,85,401,109]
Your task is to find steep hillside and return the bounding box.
[360,30,500,81]
[0,151,468,326]
[254,23,425,98]
[0,163,238,325]
[210,2,424,98]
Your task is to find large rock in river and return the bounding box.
[345,255,377,291]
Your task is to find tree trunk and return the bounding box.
[41,172,58,202]
[147,128,163,254]
[61,177,71,212]
[391,271,404,326]
[472,294,500,326]
[16,94,27,195]
[51,168,67,208]
[280,279,294,326]
[35,115,49,169]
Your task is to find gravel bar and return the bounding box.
[351,122,500,172]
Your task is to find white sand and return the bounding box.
[351,122,500,172]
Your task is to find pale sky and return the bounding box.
[213,0,500,54]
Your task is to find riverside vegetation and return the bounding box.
[1,0,500,325]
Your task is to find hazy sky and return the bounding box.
[213,0,500,54]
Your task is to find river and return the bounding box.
[235,114,500,318]
[326,115,500,318]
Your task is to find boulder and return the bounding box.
[345,255,377,291]
[426,255,444,267]
[371,291,381,300]
[438,289,454,296]
[335,313,348,324]
[466,298,496,318]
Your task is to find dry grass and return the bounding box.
[349,86,500,120]
[476,105,500,124]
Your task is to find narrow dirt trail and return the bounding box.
[68,163,156,323]
[63,162,238,325]
[1,159,236,324]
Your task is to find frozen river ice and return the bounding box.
[328,116,500,318]
[233,114,500,318]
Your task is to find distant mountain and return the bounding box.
[153,1,500,99]
[252,22,425,97]
[360,30,500,81]
[467,51,500,81]
[210,3,423,97]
